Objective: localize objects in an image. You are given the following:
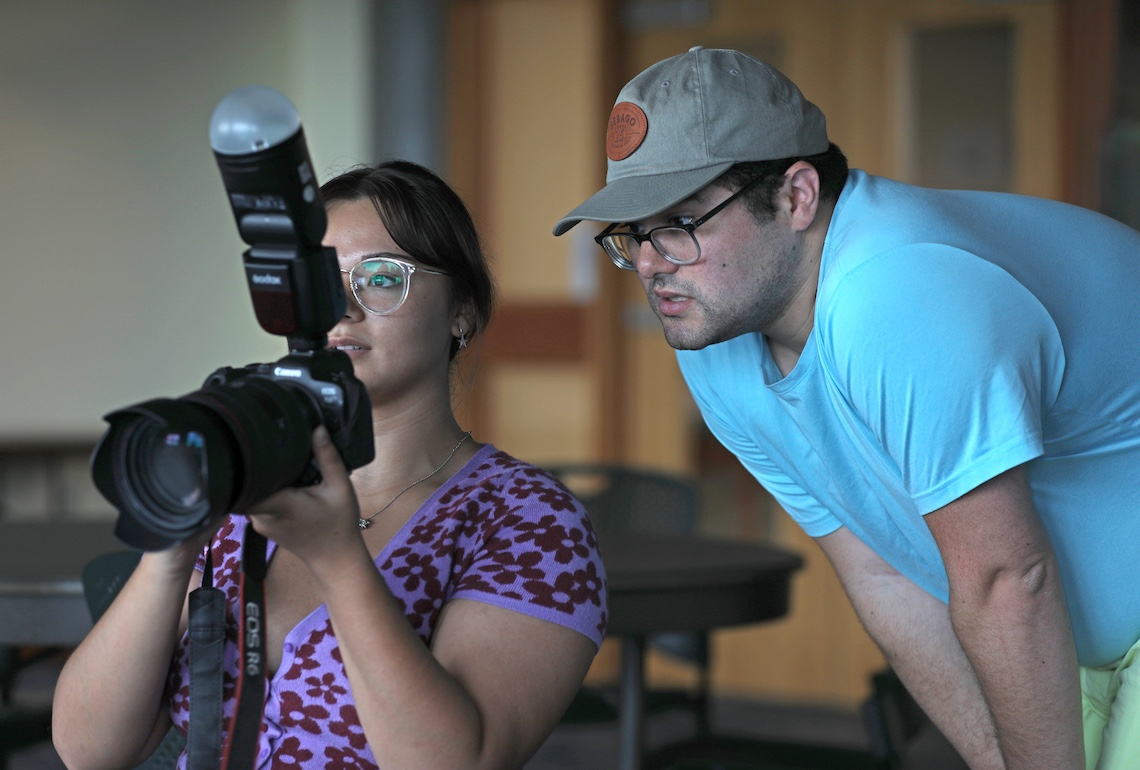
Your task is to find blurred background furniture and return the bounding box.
[861,668,931,770]
[546,464,966,770]
[0,521,182,770]
[0,646,54,770]
[646,667,958,770]
[0,493,964,770]
[0,519,121,768]
[599,530,804,770]
[0,521,121,648]
[551,464,858,770]
[81,550,185,770]
[547,464,714,734]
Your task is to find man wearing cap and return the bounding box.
[554,47,1140,770]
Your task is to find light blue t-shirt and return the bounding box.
[677,170,1140,667]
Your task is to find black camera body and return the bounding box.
[92,87,374,551]
[204,353,374,493]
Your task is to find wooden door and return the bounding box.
[445,0,1074,707]
[620,0,1062,705]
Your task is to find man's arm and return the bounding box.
[817,526,1005,770]
[923,464,1083,770]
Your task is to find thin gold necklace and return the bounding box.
[358,432,471,530]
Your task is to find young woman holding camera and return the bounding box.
[52,160,607,770]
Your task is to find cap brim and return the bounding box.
[552,163,734,236]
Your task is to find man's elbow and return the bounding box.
[954,553,1060,608]
[1017,557,1051,596]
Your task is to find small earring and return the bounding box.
[457,327,469,349]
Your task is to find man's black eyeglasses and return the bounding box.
[594,175,764,270]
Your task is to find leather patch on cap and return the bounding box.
[607,102,648,161]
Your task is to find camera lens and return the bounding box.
[143,430,207,509]
[129,425,209,514]
[92,372,321,550]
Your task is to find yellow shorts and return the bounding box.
[1082,634,1140,770]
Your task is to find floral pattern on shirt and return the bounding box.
[167,446,607,769]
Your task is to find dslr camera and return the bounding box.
[91,87,374,551]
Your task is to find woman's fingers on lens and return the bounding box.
[244,428,354,535]
[313,424,332,450]
[311,425,349,478]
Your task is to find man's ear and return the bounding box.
[784,161,822,232]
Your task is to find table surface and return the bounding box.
[0,520,121,645]
[0,520,803,642]
[0,520,122,591]
[599,530,803,635]
[595,530,803,770]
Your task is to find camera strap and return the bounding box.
[220,526,269,770]
[187,547,225,770]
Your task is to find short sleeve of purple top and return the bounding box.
[167,445,608,769]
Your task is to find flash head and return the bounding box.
[208,86,343,344]
[209,85,300,156]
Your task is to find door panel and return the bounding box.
[446,0,1063,707]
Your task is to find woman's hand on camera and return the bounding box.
[246,425,363,563]
[144,520,222,577]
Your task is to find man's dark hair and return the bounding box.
[717,143,849,223]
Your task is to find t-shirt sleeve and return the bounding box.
[449,465,609,648]
[818,244,1064,513]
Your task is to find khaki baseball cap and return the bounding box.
[553,47,828,236]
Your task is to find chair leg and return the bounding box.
[0,707,54,770]
[693,662,712,738]
[860,694,897,770]
[860,668,931,770]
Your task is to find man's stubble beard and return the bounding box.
[653,248,804,352]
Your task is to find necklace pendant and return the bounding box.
[357,432,471,533]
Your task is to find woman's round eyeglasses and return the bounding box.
[340,255,447,315]
[594,175,764,270]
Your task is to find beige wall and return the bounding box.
[0,0,371,441]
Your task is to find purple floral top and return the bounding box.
[167,445,607,769]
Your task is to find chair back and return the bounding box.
[545,463,707,665]
[81,550,185,770]
[544,463,699,536]
[81,550,143,622]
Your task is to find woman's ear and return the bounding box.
[451,303,477,344]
